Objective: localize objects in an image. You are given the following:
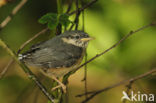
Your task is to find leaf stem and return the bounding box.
[57,0,63,14]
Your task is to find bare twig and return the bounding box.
[65,0,73,14]
[122,82,133,103]
[56,0,63,35]
[0,58,14,79]
[64,0,73,31]
[69,0,96,30]
[81,7,88,99]
[68,0,98,15]
[0,28,49,80]
[74,22,156,73]
[69,1,81,31]
[0,38,55,103]
[0,0,28,30]
[68,0,97,30]
[83,52,88,99]
[17,27,49,54]
[77,69,156,103]
[81,6,85,31]
[75,0,79,30]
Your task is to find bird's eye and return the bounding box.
[75,36,80,39]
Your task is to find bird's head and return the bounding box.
[61,31,94,48]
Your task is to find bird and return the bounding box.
[18,30,94,93]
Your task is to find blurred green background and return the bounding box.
[0,0,156,103]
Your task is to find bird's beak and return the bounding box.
[80,37,95,42]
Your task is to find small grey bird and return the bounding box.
[19,31,94,92]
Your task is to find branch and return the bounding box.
[82,52,88,99]
[74,0,79,30]
[0,0,28,30]
[56,0,63,35]
[77,69,156,103]
[69,0,81,31]
[0,27,49,80]
[65,0,73,14]
[68,0,97,15]
[0,58,14,79]
[0,38,55,103]
[122,80,133,103]
[17,27,49,53]
[74,22,156,73]
[81,4,88,98]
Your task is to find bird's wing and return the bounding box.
[23,44,83,69]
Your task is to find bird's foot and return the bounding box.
[51,83,66,93]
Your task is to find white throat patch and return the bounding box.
[62,38,88,47]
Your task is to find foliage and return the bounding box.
[38,13,71,30]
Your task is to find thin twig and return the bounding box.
[81,7,88,99]
[17,27,49,54]
[75,0,79,30]
[68,0,98,15]
[0,0,28,30]
[122,82,133,103]
[69,4,81,30]
[81,6,85,31]
[0,28,49,80]
[0,58,14,79]
[77,69,156,103]
[65,0,73,14]
[0,38,55,103]
[74,22,156,73]
[69,0,97,30]
[83,52,88,99]
[64,0,73,31]
[56,0,63,35]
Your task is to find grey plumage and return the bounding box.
[20,31,87,70]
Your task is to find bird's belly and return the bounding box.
[46,66,75,77]
[43,56,83,78]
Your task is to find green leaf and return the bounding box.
[38,13,71,30]
[38,13,58,25]
[59,14,71,27]
[48,20,58,30]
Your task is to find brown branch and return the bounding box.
[69,12,80,30]
[0,28,49,80]
[0,38,55,103]
[69,0,81,31]
[65,0,73,14]
[0,0,28,30]
[77,69,156,103]
[81,6,85,31]
[0,58,14,79]
[83,52,88,99]
[17,27,49,54]
[0,0,48,79]
[74,22,156,73]
[122,81,133,103]
[81,7,88,98]
[0,4,51,101]
[74,0,79,30]
[68,0,98,15]
[68,0,97,30]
